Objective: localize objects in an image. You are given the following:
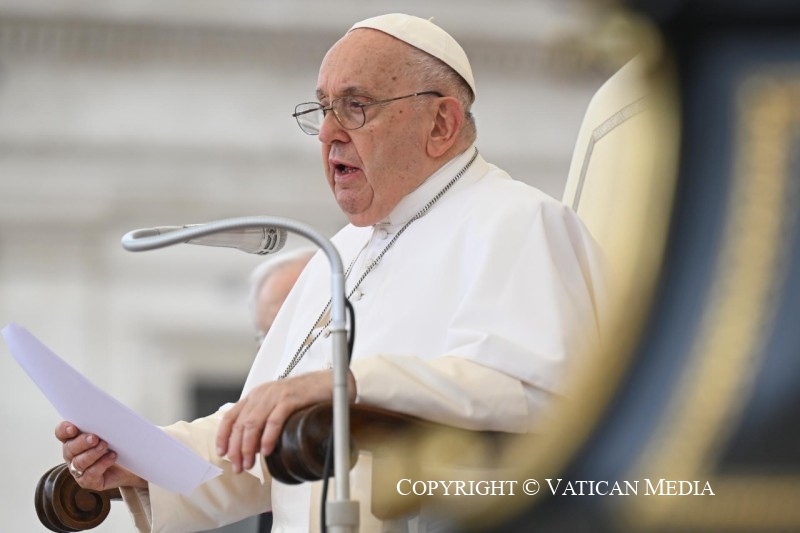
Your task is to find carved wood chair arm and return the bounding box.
[35,463,121,532]
[265,401,440,484]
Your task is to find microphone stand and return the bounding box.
[122,216,359,533]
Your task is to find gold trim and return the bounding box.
[627,76,800,530]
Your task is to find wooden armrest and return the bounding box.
[265,402,505,520]
[35,463,121,533]
[265,401,440,484]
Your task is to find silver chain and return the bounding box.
[278,147,479,379]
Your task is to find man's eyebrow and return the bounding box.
[315,86,372,100]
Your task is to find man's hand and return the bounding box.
[216,369,356,473]
[55,422,147,492]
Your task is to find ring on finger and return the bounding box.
[68,459,84,479]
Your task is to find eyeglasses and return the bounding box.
[292,91,442,135]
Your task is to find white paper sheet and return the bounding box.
[2,323,222,495]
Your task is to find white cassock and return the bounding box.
[121,145,606,532]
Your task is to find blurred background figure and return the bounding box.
[250,248,315,349]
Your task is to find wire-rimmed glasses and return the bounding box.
[292,91,442,135]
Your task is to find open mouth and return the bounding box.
[334,163,360,176]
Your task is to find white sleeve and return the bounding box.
[350,354,551,432]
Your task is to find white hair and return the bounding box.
[248,247,316,328]
[405,45,477,143]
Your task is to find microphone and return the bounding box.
[119,215,355,529]
[123,224,287,255]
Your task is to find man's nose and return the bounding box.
[318,111,348,144]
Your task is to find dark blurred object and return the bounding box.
[495,0,800,531]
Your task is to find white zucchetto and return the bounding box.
[348,13,476,97]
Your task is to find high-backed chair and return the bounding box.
[562,54,678,305]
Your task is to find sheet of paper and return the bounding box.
[2,323,222,495]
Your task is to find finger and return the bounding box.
[240,417,267,471]
[216,403,242,458]
[227,424,245,473]
[76,450,118,491]
[70,439,109,474]
[55,421,78,443]
[260,404,293,456]
[62,433,101,463]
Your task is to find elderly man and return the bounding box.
[250,248,315,348]
[56,13,605,532]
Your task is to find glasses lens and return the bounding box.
[332,97,367,130]
[294,103,323,135]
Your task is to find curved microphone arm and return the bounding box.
[121,216,358,533]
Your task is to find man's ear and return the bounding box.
[426,97,464,158]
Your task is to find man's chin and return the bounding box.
[344,213,377,227]
[340,207,380,228]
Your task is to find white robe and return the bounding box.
[121,146,606,532]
